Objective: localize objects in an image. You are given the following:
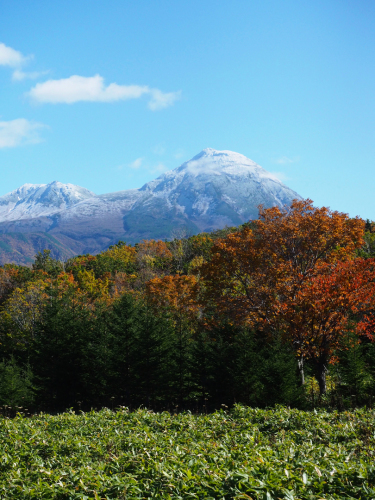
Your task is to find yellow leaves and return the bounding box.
[1,266,116,341]
[187,255,205,275]
[142,255,156,268]
[0,279,48,339]
[101,243,136,264]
[76,270,110,299]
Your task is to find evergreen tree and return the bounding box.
[32,286,104,410]
[132,300,175,409]
[0,356,35,408]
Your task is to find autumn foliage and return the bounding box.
[0,199,374,409]
[146,274,199,320]
[199,199,375,393]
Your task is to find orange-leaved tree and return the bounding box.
[137,240,173,271]
[199,199,375,394]
[272,258,375,394]
[146,274,199,322]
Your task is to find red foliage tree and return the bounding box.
[200,199,375,394]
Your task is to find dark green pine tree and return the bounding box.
[191,323,236,411]
[32,286,108,411]
[105,293,142,408]
[256,334,304,407]
[198,324,303,409]
[336,334,375,407]
[130,299,175,409]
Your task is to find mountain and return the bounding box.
[0,149,302,264]
[0,181,95,222]
[131,148,299,232]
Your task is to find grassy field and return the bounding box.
[0,405,374,499]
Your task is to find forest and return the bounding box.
[0,199,375,414]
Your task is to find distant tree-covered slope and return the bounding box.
[0,232,75,265]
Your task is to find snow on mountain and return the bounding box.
[135,148,301,230]
[0,149,302,259]
[0,181,96,222]
[58,189,142,221]
[0,150,300,226]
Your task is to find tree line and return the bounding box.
[0,199,375,413]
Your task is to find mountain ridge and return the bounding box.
[0,181,95,222]
[0,149,302,264]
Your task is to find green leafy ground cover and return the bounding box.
[0,405,374,499]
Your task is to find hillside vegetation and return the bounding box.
[0,232,74,266]
[0,200,374,413]
[1,406,375,499]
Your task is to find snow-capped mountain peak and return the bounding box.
[188,147,257,167]
[0,181,96,221]
[135,148,301,230]
[140,148,291,197]
[181,148,283,181]
[0,149,302,262]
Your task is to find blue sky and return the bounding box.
[1,0,374,219]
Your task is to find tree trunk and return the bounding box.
[315,361,328,395]
[297,356,305,386]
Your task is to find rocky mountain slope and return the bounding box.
[0,149,302,264]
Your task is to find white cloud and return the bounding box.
[0,43,28,67]
[28,74,148,103]
[0,43,48,81]
[129,157,143,169]
[12,69,49,81]
[275,156,300,164]
[28,74,181,110]
[0,119,46,148]
[148,89,181,111]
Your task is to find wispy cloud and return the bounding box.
[174,149,185,159]
[28,74,181,110]
[0,43,29,67]
[275,156,300,164]
[12,69,49,81]
[0,118,47,148]
[0,42,47,83]
[269,171,289,182]
[150,162,168,174]
[153,144,166,155]
[148,89,181,111]
[129,157,143,169]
